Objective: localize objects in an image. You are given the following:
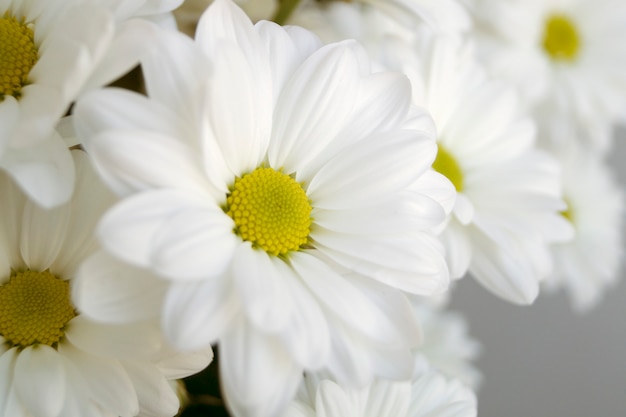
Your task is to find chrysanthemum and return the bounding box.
[542,144,624,312]
[383,34,574,303]
[283,359,477,417]
[72,0,453,415]
[470,0,626,153]
[0,150,212,417]
[0,0,162,207]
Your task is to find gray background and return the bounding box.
[451,129,626,416]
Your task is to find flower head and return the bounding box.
[73,0,454,415]
[543,144,625,312]
[0,150,212,417]
[471,0,626,153]
[0,0,166,207]
[384,33,574,303]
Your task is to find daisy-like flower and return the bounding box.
[470,0,626,153]
[72,0,453,415]
[283,359,477,417]
[542,143,624,312]
[0,0,163,207]
[382,34,574,303]
[0,150,212,417]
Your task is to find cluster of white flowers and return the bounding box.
[0,0,623,416]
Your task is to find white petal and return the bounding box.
[270,257,331,368]
[283,402,317,417]
[312,231,449,296]
[196,0,267,77]
[0,133,75,209]
[219,318,302,417]
[0,348,18,415]
[82,19,160,93]
[48,150,115,277]
[410,170,457,219]
[440,221,472,280]
[72,251,165,323]
[53,356,100,417]
[97,189,209,268]
[0,174,25,277]
[468,229,540,304]
[163,279,241,350]
[10,84,64,149]
[150,205,238,280]
[0,96,19,155]
[57,343,139,417]
[453,194,475,226]
[304,72,414,178]
[316,380,355,417]
[365,380,411,417]
[141,27,208,116]
[122,361,180,417]
[324,323,371,387]
[231,243,293,332]
[313,192,445,238]
[204,41,270,174]
[255,21,322,101]
[88,129,212,197]
[307,130,435,209]
[15,345,66,417]
[33,4,114,101]
[291,252,417,345]
[19,191,71,271]
[156,347,214,380]
[347,274,421,347]
[268,42,360,172]
[75,87,188,150]
[65,316,161,360]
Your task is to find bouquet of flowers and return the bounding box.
[0,0,623,416]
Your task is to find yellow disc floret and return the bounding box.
[0,11,38,100]
[542,14,581,61]
[0,270,76,348]
[225,167,312,256]
[432,144,464,192]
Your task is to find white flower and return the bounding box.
[542,144,625,312]
[283,360,477,417]
[72,0,454,415]
[0,150,212,417]
[385,34,574,304]
[0,0,161,207]
[470,0,626,153]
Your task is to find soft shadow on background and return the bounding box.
[451,128,626,417]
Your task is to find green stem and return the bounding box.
[272,0,302,25]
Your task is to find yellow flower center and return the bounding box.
[225,167,312,256]
[432,144,464,192]
[0,11,38,101]
[0,270,76,348]
[561,200,574,223]
[542,14,580,61]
